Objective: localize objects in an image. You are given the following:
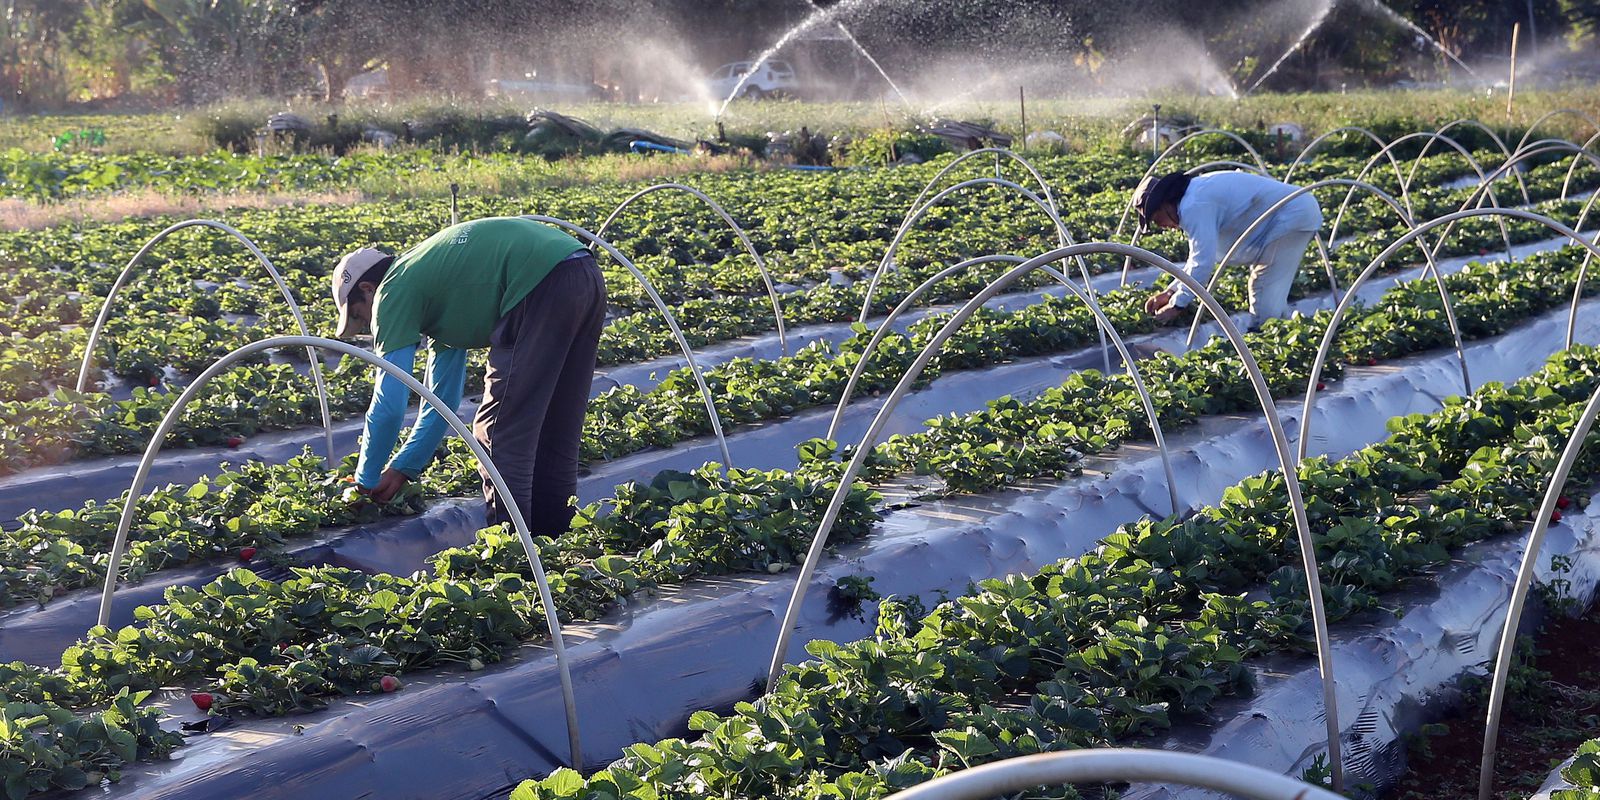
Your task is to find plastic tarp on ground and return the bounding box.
[1122,493,1600,799]
[0,267,1158,524]
[9,252,1578,668]
[93,294,1600,800]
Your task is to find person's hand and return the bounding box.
[370,468,411,504]
[1144,289,1174,315]
[1153,302,1184,324]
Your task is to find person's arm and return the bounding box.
[355,344,419,489]
[387,346,469,478]
[1167,202,1221,308]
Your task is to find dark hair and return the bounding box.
[1135,172,1193,225]
[356,256,395,297]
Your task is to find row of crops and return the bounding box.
[6,122,1600,800]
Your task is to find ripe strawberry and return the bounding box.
[238,546,257,562]
[380,675,400,693]
[225,436,244,448]
[1316,381,1326,391]
[1367,357,1379,366]
[1558,496,1573,510]
[147,375,160,387]
[191,692,214,711]
[1552,509,1564,524]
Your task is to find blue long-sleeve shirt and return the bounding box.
[354,343,469,488]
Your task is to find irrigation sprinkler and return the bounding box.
[1477,377,1600,800]
[1182,178,1469,406]
[823,252,1181,516]
[450,182,460,226]
[1299,208,1600,465]
[594,182,790,357]
[93,335,584,769]
[518,214,734,467]
[75,219,335,462]
[769,241,1349,792]
[859,176,1112,373]
[880,750,1346,800]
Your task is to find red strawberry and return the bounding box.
[1552,509,1564,524]
[1367,357,1379,366]
[191,692,214,711]
[380,675,400,693]
[1316,381,1326,391]
[147,375,160,387]
[225,436,244,448]
[238,546,257,562]
[1558,496,1573,510]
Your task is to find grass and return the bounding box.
[7,86,1600,157]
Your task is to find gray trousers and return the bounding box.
[474,253,606,532]
[1245,227,1319,322]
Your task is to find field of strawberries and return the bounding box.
[6,121,1600,800]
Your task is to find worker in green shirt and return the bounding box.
[330,216,606,533]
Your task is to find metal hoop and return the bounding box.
[1413,119,1529,205]
[94,335,583,769]
[1114,129,1271,243]
[1281,126,1408,208]
[519,215,733,467]
[768,241,1347,792]
[1511,108,1600,160]
[881,750,1345,800]
[823,252,1180,515]
[1555,132,1600,201]
[1299,208,1600,464]
[74,219,335,461]
[905,148,1064,227]
[860,177,1112,373]
[1183,179,1470,410]
[1477,379,1600,800]
[1331,132,1511,264]
[594,182,789,356]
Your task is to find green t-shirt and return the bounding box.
[371,217,584,354]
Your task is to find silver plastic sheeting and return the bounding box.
[1122,494,1600,800]
[94,295,1599,800]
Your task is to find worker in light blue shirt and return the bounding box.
[1135,170,1323,327]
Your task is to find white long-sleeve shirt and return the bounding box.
[1167,171,1323,307]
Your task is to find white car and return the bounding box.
[708,60,799,100]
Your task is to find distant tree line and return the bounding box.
[3,0,1600,110]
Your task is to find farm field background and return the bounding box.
[15,68,1600,800]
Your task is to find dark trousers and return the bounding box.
[474,253,606,532]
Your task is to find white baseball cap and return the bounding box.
[331,247,391,338]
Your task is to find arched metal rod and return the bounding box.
[519,214,733,467]
[1185,159,1267,176]
[860,177,1113,373]
[1182,179,1465,404]
[1282,126,1409,211]
[95,335,583,768]
[593,182,789,357]
[1114,129,1270,243]
[1300,209,1600,466]
[1331,132,1511,265]
[74,219,335,461]
[1512,108,1600,160]
[1554,132,1600,201]
[1409,119,1529,205]
[905,147,1063,229]
[880,750,1346,800]
[823,253,1181,515]
[769,241,1347,792]
[1477,382,1600,800]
